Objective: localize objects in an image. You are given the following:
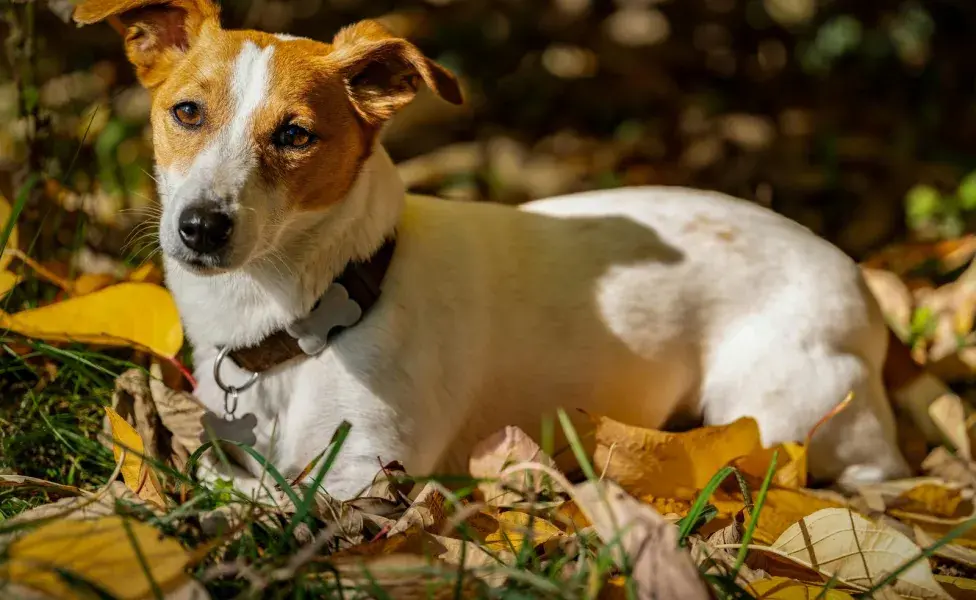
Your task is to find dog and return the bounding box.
[75,0,913,499]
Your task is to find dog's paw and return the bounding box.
[834,460,911,492]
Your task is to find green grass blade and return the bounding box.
[733,449,777,574]
[556,409,597,481]
[285,420,352,539]
[677,466,737,542]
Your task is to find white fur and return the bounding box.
[159,40,911,501]
[159,41,277,269]
[168,152,912,500]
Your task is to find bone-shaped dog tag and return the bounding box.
[286,282,362,355]
[200,411,258,447]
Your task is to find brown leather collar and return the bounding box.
[227,237,397,373]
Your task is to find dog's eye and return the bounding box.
[172,102,203,128]
[273,124,314,149]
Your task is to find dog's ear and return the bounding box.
[74,0,220,89]
[329,20,463,126]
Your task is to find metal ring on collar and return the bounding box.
[213,346,260,395]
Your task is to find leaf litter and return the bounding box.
[5,212,976,598]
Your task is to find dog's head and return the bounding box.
[74,0,461,273]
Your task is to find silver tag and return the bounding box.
[200,411,258,447]
[286,282,363,355]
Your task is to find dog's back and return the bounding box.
[406,186,907,487]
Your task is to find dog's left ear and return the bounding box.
[329,20,463,126]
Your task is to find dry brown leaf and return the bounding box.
[148,363,205,465]
[594,415,762,499]
[389,481,447,536]
[573,479,710,600]
[0,474,85,498]
[330,552,486,598]
[6,481,145,528]
[863,266,915,339]
[922,448,976,489]
[688,536,767,584]
[0,515,194,599]
[469,426,557,506]
[915,526,976,570]
[770,507,952,599]
[929,394,972,460]
[363,461,412,503]
[105,406,167,509]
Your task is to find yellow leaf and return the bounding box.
[594,415,762,499]
[105,406,167,509]
[0,193,20,271]
[935,576,976,600]
[72,272,117,296]
[750,489,847,545]
[891,483,970,519]
[0,282,183,357]
[0,271,21,297]
[749,577,855,599]
[483,511,563,554]
[0,515,191,599]
[127,262,163,285]
[733,442,808,489]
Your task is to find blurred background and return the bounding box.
[2,0,976,276]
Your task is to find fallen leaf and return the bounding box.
[935,576,976,600]
[0,515,192,599]
[72,272,117,296]
[863,267,915,339]
[688,536,767,585]
[331,551,487,596]
[0,271,21,297]
[0,192,20,271]
[0,282,183,357]
[929,394,972,460]
[0,474,85,498]
[891,483,971,519]
[482,510,563,554]
[5,481,145,527]
[573,479,711,600]
[551,499,591,532]
[389,481,446,535]
[105,406,167,509]
[469,426,557,506]
[915,526,976,570]
[771,508,952,599]
[733,442,807,489]
[148,363,205,465]
[748,577,856,599]
[594,415,762,499]
[922,448,976,489]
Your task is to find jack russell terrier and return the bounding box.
[75,0,914,499]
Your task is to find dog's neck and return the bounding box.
[164,146,405,351]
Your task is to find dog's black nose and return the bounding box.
[178,206,233,254]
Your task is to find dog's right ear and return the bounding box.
[74,0,220,89]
